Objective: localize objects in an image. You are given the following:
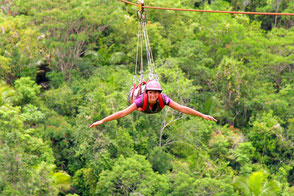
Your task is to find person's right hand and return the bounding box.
[89,120,104,128]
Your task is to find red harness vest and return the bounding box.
[141,91,165,112]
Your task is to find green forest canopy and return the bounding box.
[0,0,294,195]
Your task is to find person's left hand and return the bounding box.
[203,115,217,122]
[89,120,104,128]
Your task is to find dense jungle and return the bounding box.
[0,0,294,195]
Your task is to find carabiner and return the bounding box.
[138,0,144,12]
[137,0,146,21]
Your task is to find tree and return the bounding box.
[22,0,124,81]
[230,142,256,175]
[192,177,236,196]
[96,154,169,195]
[148,146,172,174]
[169,172,236,196]
[0,15,41,83]
[0,103,58,195]
[177,39,214,82]
[214,56,256,126]
[258,28,294,93]
[0,80,15,106]
[14,77,41,106]
[234,171,281,196]
[0,78,71,195]
[254,0,294,29]
[0,56,11,81]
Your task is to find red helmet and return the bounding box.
[146,80,162,92]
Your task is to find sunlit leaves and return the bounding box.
[0,80,16,106]
[234,171,281,196]
[0,56,11,80]
[20,104,46,124]
[0,15,41,80]
[14,77,41,106]
[96,154,169,195]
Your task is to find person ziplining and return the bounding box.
[90,80,216,128]
[90,0,216,128]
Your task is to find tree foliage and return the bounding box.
[0,0,294,195]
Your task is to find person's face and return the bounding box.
[147,90,160,104]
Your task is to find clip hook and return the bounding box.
[137,0,146,21]
[138,0,144,12]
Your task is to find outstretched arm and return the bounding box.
[90,103,138,128]
[168,100,217,122]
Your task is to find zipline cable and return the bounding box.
[120,0,294,16]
